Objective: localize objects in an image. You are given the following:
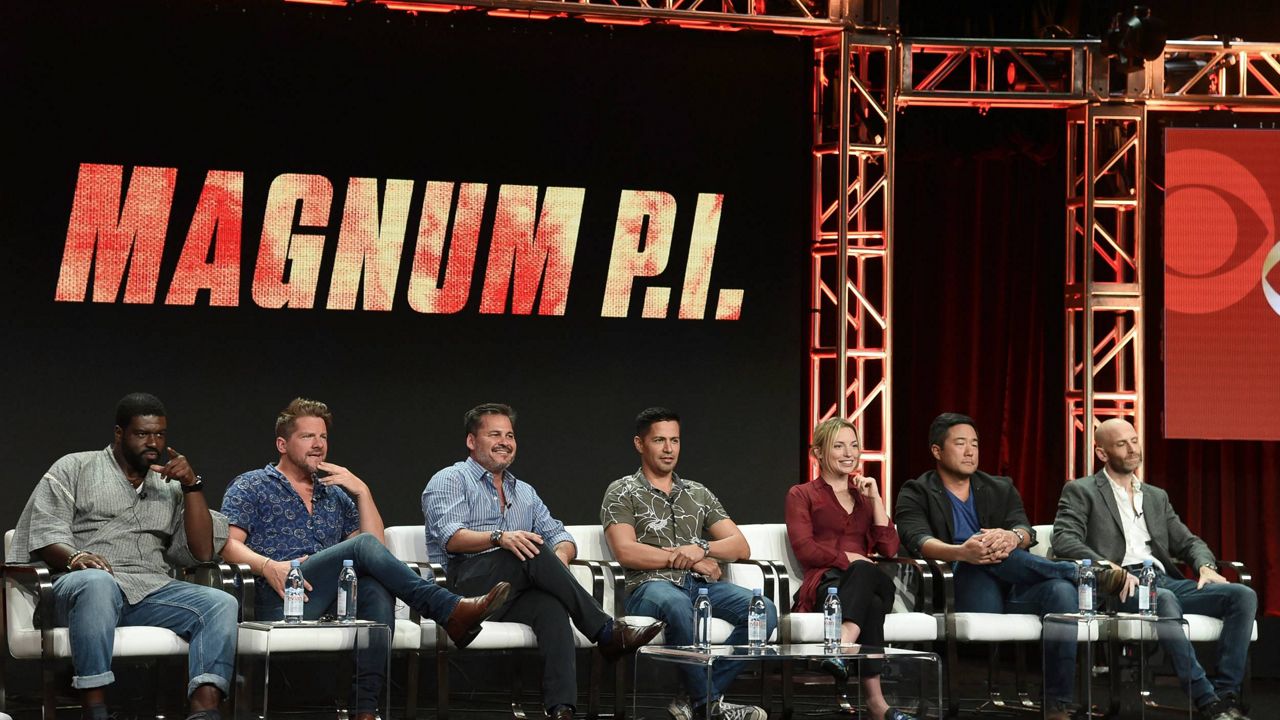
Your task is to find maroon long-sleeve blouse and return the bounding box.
[784,477,900,612]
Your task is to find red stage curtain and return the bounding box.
[892,108,1067,524]
[892,108,1279,615]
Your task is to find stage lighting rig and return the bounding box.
[1103,5,1167,72]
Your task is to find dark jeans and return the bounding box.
[255,534,462,713]
[953,548,1079,707]
[1111,571,1257,705]
[626,574,778,706]
[817,560,895,675]
[449,547,612,711]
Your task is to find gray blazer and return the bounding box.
[1052,469,1216,574]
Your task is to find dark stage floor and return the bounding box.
[2,651,1275,719]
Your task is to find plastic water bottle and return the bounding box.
[823,586,842,649]
[1138,558,1157,616]
[747,588,767,647]
[693,587,712,650]
[284,559,305,623]
[1078,559,1096,615]
[336,559,358,623]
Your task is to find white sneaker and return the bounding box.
[706,700,767,720]
[667,693,692,720]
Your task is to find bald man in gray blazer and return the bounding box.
[1053,419,1256,720]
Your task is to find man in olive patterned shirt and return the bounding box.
[601,407,776,720]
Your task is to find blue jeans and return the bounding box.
[52,570,237,698]
[625,575,778,707]
[953,549,1079,707]
[1112,572,1257,705]
[254,534,462,712]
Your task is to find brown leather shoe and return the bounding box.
[598,619,665,661]
[444,581,511,648]
[1096,565,1130,597]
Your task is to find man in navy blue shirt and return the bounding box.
[893,413,1130,720]
[221,398,509,720]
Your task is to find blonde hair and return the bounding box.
[275,398,332,439]
[810,417,859,476]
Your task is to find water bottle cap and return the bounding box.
[343,559,354,567]
[828,587,839,595]
[1082,559,1092,566]
[290,559,301,567]
[1142,558,1153,566]
[752,588,762,596]
[698,588,709,595]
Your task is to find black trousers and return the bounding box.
[449,548,611,710]
[817,560,896,676]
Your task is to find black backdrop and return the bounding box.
[0,1,812,531]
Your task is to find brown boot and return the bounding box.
[598,619,665,661]
[444,581,511,648]
[1096,565,1131,598]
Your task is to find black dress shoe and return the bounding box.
[548,704,574,719]
[598,619,665,661]
[444,581,511,648]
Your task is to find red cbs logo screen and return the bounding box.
[1164,127,1280,440]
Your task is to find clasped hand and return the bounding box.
[962,528,1018,564]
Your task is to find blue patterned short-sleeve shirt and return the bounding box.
[222,464,360,560]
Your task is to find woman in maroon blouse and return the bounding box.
[785,418,912,720]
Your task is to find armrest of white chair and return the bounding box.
[873,555,939,614]
[921,557,958,626]
[3,562,55,631]
[183,562,259,620]
[391,560,448,624]
[723,559,788,613]
[184,560,253,594]
[1174,559,1252,588]
[1214,560,1251,588]
[412,560,448,585]
[569,558,618,610]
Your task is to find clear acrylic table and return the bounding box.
[634,642,941,718]
[236,619,391,720]
[1043,612,1192,719]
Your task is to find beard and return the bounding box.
[1108,453,1142,474]
[290,451,323,475]
[121,445,155,474]
[480,449,514,473]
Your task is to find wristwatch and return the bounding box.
[490,530,504,547]
[1012,528,1027,546]
[182,476,204,493]
[693,538,710,557]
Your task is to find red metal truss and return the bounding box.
[810,33,897,498]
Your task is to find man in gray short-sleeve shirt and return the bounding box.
[6,393,236,720]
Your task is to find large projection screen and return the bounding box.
[0,0,812,529]
[1164,127,1280,440]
